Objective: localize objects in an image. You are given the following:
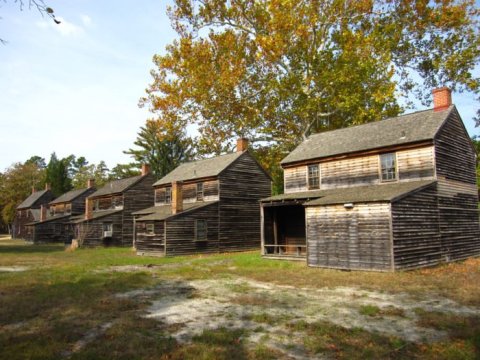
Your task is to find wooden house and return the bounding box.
[260,88,480,271]
[25,180,96,244]
[73,165,155,247]
[133,139,272,257]
[13,184,55,242]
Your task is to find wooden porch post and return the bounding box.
[273,208,278,254]
[260,204,265,255]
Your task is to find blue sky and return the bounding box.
[0,0,479,171]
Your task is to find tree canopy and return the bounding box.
[124,120,193,178]
[142,0,480,161]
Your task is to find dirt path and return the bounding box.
[115,276,480,359]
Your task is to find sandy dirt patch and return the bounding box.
[113,276,480,358]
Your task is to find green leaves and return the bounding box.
[143,0,480,191]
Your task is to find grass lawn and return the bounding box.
[0,234,479,359]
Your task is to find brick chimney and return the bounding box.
[171,181,183,214]
[45,183,51,191]
[141,164,151,176]
[87,179,95,188]
[237,138,249,153]
[40,204,47,222]
[32,186,36,194]
[85,198,93,220]
[433,87,452,112]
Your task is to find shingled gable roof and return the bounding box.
[89,175,145,198]
[153,151,244,186]
[50,188,91,205]
[281,106,454,166]
[17,189,52,210]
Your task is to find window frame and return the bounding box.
[307,164,320,190]
[195,219,208,242]
[165,187,172,204]
[146,223,155,235]
[196,182,204,201]
[102,223,113,232]
[379,153,398,182]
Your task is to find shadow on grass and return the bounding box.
[0,274,206,360]
[0,243,65,254]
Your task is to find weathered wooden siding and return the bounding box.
[283,146,435,193]
[165,202,220,256]
[79,212,124,247]
[397,146,435,181]
[136,221,165,256]
[218,153,272,252]
[391,184,441,270]
[434,112,480,261]
[122,174,156,246]
[71,188,96,214]
[321,155,379,189]
[284,167,307,193]
[155,180,220,205]
[306,203,392,271]
[13,210,36,240]
[33,221,71,244]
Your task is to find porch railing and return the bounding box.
[263,244,307,257]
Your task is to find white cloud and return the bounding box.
[80,14,92,27]
[36,17,85,37]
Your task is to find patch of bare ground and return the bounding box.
[112,276,480,358]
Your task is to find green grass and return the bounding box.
[1,237,480,359]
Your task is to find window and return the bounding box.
[65,204,72,214]
[102,223,113,238]
[93,199,99,211]
[308,164,320,189]
[195,220,207,241]
[146,224,155,235]
[196,182,204,201]
[380,153,397,182]
[165,187,172,204]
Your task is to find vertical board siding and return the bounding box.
[218,153,272,252]
[435,113,480,261]
[307,203,391,271]
[165,203,219,256]
[391,184,441,270]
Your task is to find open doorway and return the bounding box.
[262,204,306,258]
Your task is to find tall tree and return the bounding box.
[71,161,110,190]
[45,153,72,196]
[0,161,46,231]
[141,0,480,190]
[109,163,141,180]
[124,120,193,178]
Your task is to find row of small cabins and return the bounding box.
[13,88,480,271]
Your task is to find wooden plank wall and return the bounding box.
[122,174,156,247]
[391,184,441,270]
[397,146,435,181]
[165,203,219,256]
[284,167,307,193]
[283,146,435,193]
[155,180,220,205]
[218,153,272,252]
[33,220,70,244]
[79,212,124,247]
[136,221,165,256]
[71,188,96,214]
[306,203,392,271]
[434,112,480,261]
